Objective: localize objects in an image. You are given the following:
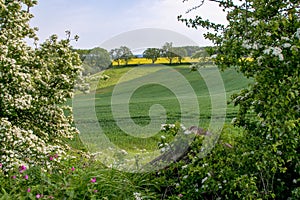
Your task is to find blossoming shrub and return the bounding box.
[0,0,82,171]
[177,0,299,198]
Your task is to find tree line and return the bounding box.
[74,43,209,75]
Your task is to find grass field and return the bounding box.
[72,64,252,167]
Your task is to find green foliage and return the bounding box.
[178,0,300,198]
[172,47,188,64]
[75,47,111,76]
[0,0,82,171]
[110,46,134,66]
[143,48,161,64]
[162,42,177,64]
[0,156,159,199]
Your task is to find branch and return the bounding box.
[185,0,205,14]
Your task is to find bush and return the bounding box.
[0,1,82,171]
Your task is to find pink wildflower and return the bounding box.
[24,174,29,180]
[94,190,98,193]
[19,165,27,173]
[27,188,31,193]
[12,175,16,179]
[71,167,75,171]
[178,194,183,197]
[49,156,53,161]
[90,177,96,183]
[54,154,58,158]
[36,194,41,199]
[0,163,2,168]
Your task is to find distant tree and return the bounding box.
[191,49,209,59]
[173,47,188,64]
[82,47,111,75]
[120,46,134,65]
[162,42,177,64]
[143,48,161,64]
[73,49,91,61]
[110,46,133,66]
[182,46,202,56]
[109,48,122,66]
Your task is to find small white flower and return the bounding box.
[282,43,291,48]
[160,124,167,130]
[183,175,188,179]
[133,192,143,200]
[182,165,188,169]
[201,177,208,184]
[278,54,284,61]
[294,28,300,39]
[231,117,237,124]
[120,149,128,155]
[169,124,175,128]
[180,124,186,131]
[281,36,290,41]
[210,54,217,59]
[247,18,254,22]
[251,20,260,26]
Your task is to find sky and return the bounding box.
[30,0,227,50]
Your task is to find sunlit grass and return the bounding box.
[74,65,252,156]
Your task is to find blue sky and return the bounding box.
[30,0,227,49]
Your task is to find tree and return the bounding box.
[179,0,300,198]
[73,48,91,61]
[162,42,177,64]
[172,47,187,64]
[182,46,202,56]
[81,47,111,75]
[109,48,122,66]
[143,48,161,64]
[120,46,134,65]
[109,46,133,66]
[0,0,82,171]
[191,49,209,59]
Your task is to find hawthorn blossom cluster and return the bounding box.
[0,0,82,171]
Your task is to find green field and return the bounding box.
[72,64,252,157]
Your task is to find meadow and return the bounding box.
[73,64,252,155]
[0,64,259,199]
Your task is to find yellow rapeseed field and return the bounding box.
[112,57,200,66]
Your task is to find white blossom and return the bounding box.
[201,177,208,183]
[251,20,260,26]
[282,43,291,48]
[294,28,300,39]
[133,192,143,200]
[263,47,284,61]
